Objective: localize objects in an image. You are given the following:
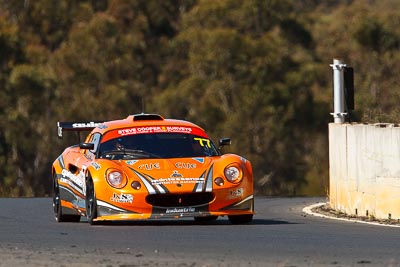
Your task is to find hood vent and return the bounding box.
[130,114,164,121]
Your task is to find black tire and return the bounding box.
[228,214,253,224]
[194,216,218,223]
[85,173,98,225]
[53,174,81,223]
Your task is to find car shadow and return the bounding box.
[79,217,298,226]
[251,218,299,225]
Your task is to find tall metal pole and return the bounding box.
[330,59,347,123]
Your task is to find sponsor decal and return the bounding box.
[152,177,204,186]
[126,160,139,165]
[117,126,193,136]
[193,137,211,148]
[101,125,209,143]
[227,188,244,199]
[175,162,196,169]
[61,169,85,188]
[91,162,101,170]
[85,153,94,161]
[72,122,102,128]
[166,207,195,214]
[60,177,82,194]
[110,193,133,203]
[60,169,86,194]
[166,126,193,134]
[139,162,160,170]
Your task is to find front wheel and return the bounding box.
[228,214,253,224]
[53,174,81,222]
[85,173,98,225]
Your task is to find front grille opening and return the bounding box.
[146,193,214,207]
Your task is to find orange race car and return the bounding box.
[52,114,254,225]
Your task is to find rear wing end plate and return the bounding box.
[57,121,104,138]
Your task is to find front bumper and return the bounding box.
[94,194,254,221]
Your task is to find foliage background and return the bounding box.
[0,0,399,197]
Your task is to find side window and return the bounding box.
[88,133,101,153]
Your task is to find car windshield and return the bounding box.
[98,133,220,160]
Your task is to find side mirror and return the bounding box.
[219,138,231,150]
[79,142,95,150]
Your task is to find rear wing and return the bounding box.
[57,121,104,139]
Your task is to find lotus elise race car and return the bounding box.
[52,114,254,224]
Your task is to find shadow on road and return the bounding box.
[251,218,299,225]
[77,218,298,226]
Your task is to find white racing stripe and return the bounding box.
[97,200,126,212]
[233,195,253,207]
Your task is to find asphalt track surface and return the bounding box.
[1,197,400,267]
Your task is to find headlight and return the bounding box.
[224,163,243,183]
[106,169,127,189]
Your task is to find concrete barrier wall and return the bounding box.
[329,123,400,219]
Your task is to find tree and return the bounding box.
[152,0,318,195]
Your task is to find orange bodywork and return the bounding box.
[52,114,254,223]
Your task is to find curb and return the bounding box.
[302,202,400,228]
